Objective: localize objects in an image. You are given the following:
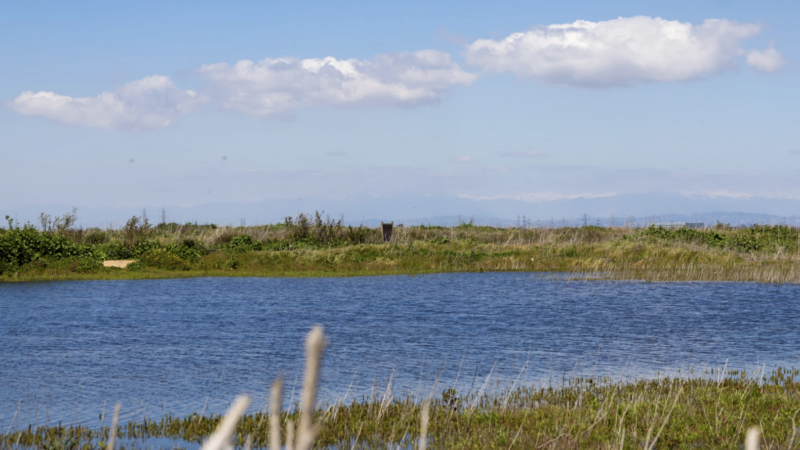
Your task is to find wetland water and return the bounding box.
[1,273,799,428]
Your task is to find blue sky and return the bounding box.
[2,0,798,222]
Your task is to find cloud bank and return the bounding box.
[465,16,778,86]
[11,76,203,130]
[198,50,476,116]
[10,16,783,128]
[11,51,474,129]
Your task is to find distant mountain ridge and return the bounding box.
[4,193,800,229]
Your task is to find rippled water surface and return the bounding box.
[1,274,799,428]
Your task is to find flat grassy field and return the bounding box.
[2,213,799,283]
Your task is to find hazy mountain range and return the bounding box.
[4,193,800,229]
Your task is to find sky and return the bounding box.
[2,0,799,223]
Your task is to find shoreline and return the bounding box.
[3,367,797,449]
[3,264,799,284]
[4,222,799,284]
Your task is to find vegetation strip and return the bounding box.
[2,211,800,283]
[3,368,798,449]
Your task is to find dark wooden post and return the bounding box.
[381,222,393,242]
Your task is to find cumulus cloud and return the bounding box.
[11,50,475,129]
[11,76,203,130]
[197,50,477,115]
[465,16,766,87]
[747,43,786,73]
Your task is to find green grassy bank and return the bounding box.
[2,212,800,283]
[4,368,799,449]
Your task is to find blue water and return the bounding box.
[1,273,799,431]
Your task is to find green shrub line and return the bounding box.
[2,212,800,282]
[640,224,800,253]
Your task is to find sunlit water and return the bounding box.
[1,273,799,430]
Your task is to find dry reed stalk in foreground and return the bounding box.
[106,403,120,450]
[198,326,325,450]
[285,420,294,450]
[296,326,327,450]
[269,378,283,450]
[200,396,250,450]
[419,400,430,450]
[745,427,762,450]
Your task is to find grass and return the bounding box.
[2,212,800,283]
[4,367,799,449]
[3,327,794,449]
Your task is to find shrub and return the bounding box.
[223,234,263,252]
[346,226,373,245]
[285,213,313,241]
[84,231,108,244]
[165,242,204,261]
[642,225,799,253]
[122,214,151,247]
[0,219,100,275]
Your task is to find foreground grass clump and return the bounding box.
[2,211,800,283]
[4,367,799,449]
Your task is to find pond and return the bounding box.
[1,273,798,429]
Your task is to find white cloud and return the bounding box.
[499,150,544,157]
[747,43,786,73]
[465,16,762,87]
[681,190,800,200]
[198,50,477,116]
[452,155,474,162]
[11,76,203,130]
[682,190,755,200]
[460,191,617,202]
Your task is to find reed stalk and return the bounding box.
[296,326,327,450]
[201,396,250,450]
[269,378,283,450]
[107,403,120,450]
